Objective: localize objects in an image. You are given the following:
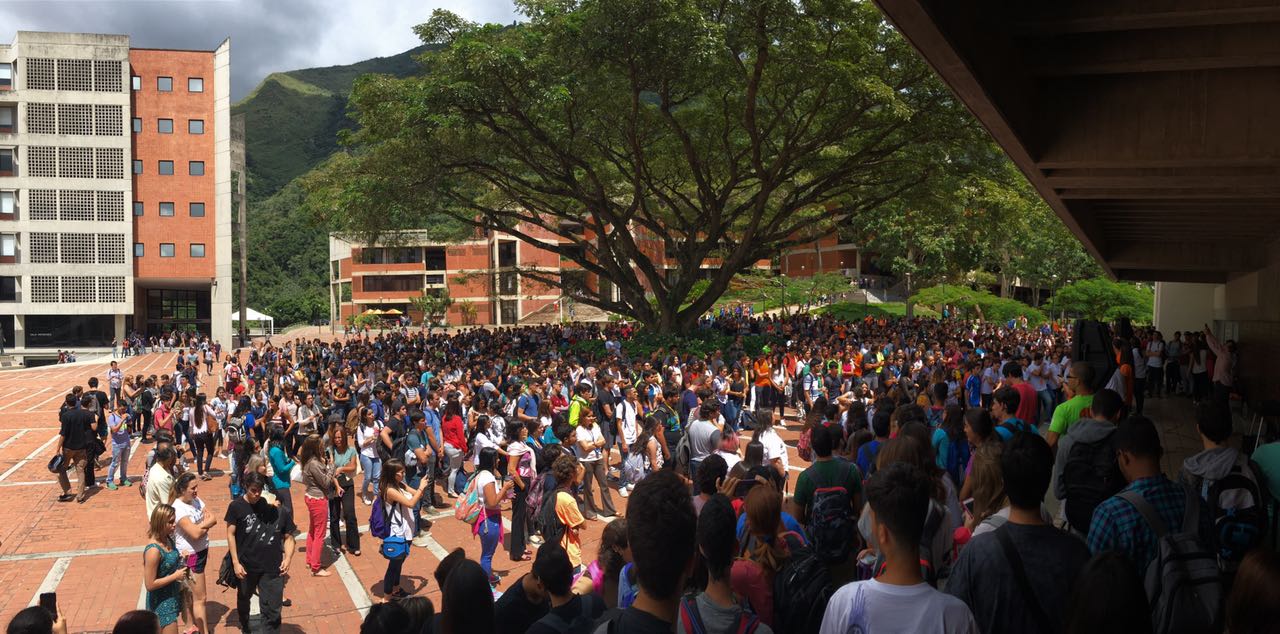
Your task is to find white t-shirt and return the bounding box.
[575,424,604,462]
[356,423,382,459]
[474,469,498,509]
[616,400,639,445]
[1146,341,1165,368]
[820,578,977,634]
[758,428,789,471]
[172,497,209,554]
[386,488,417,539]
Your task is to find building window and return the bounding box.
[189,161,204,176]
[134,243,144,257]
[159,202,174,217]
[0,233,14,257]
[189,202,205,217]
[158,160,174,175]
[159,243,175,257]
[157,118,173,134]
[190,243,205,258]
[0,276,15,301]
[157,76,172,92]
[0,191,13,215]
[131,75,140,91]
[0,106,13,132]
[133,201,143,216]
[188,77,204,93]
[0,148,13,174]
[132,117,141,133]
[0,63,11,90]
[188,119,204,135]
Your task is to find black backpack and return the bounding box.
[540,487,567,552]
[806,460,858,564]
[1062,430,1126,533]
[378,421,406,463]
[1199,456,1269,576]
[771,547,836,634]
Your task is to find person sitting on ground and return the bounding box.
[1052,389,1126,537]
[678,494,774,634]
[947,432,1091,634]
[820,462,977,633]
[527,544,606,634]
[1087,416,1189,574]
[600,469,698,632]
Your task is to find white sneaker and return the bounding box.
[412,534,433,548]
[619,487,630,498]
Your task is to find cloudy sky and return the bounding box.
[0,0,521,100]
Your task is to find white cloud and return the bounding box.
[0,0,522,99]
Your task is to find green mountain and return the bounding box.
[231,46,432,327]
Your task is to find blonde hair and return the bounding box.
[969,441,1007,523]
[148,503,176,544]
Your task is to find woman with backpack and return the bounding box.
[473,446,514,586]
[189,394,215,481]
[441,400,468,497]
[732,485,802,627]
[377,459,430,600]
[931,404,969,489]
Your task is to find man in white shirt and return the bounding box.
[821,462,977,634]
[1145,331,1166,399]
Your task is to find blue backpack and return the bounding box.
[943,433,970,488]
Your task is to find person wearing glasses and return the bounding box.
[1046,362,1097,452]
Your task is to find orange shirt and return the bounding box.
[754,359,772,387]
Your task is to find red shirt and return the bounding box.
[1013,382,1038,423]
[442,414,467,451]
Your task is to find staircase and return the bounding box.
[519,300,613,325]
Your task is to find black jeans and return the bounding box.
[237,569,285,634]
[1133,377,1147,415]
[383,553,407,594]
[329,486,360,552]
[274,486,294,518]
[192,433,215,475]
[508,482,528,561]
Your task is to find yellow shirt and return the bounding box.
[555,490,585,567]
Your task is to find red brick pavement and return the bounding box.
[0,352,813,632]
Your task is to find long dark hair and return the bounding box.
[440,560,494,634]
[194,394,206,426]
[941,404,965,442]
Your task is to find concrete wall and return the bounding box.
[1153,282,1216,336]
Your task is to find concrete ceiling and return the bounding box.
[873,0,1280,283]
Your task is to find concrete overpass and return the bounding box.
[874,0,1280,400]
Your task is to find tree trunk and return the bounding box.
[999,251,1011,298]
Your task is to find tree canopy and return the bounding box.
[302,0,986,333]
[910,284,1046,324]
[1046,278,1153,323]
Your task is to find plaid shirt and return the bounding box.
[1088,475,1187,570]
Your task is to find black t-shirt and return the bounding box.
[494,575,550,634]
[224,497,297,574]
[595,390,616,426]
[604,606,674,634]
[59,408,95,451]
[527,594,605,634]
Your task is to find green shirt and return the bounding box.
[1049,394,1094,435]
[792,457,862,522]
[1252,442,1280,502]
[568,395,590,428]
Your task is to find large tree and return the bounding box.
[303,0,980,333]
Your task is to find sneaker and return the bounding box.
[618,487,629,498]
[124,479,134,486]
[529,535,544,546]
[362,496,372,506]
[412,534,433,548]
[107,482,118,491]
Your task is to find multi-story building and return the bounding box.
[0,32,232,362]
[329,223,776,327]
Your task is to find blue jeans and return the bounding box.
[107,442,130,484]
[478,513,502,578]
[228,451,241,497]
[1037,389,1055,426]
[359,454,381,499]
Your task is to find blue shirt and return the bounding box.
[370,400,385,423]
[736,511,806,544]
[856,439,883,477]
[994,418,1033,442]
[1088,475,1187,571]
[518,393,540,419]
[268,444,295,491]
[965,375,982,407]
[407,428,431,484]
[422,407,442,450]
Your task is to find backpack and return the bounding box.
[526,471,549,520]
[537,594,603,634]
[378,423,407,463]
[678,595,760,634]
[454,473,484,525]
[369,495,393,539]
[771,547,836,634]
[806,460,857,564]
[540,488,567,552]
[1062,430,1125,533]
[941,433,970,490]
[1199,456,1269,574]
[796,427,813,462]
[1119,489,1223,634]
[138,388,156,411]
[674,430,693,477]
[224,416,247,444]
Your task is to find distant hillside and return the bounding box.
[234,45,431,200]
[231,45,434,326]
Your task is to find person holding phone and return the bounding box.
[143,503,186,634]
[173,473,218,634]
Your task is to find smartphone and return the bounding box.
[38,592,56,618]
[962,498,975,514]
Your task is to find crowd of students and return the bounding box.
[19,311,1280,634]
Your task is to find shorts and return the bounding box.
[186,548,209,574]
